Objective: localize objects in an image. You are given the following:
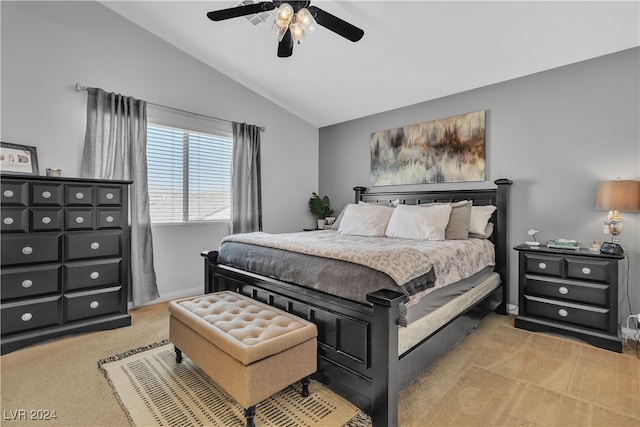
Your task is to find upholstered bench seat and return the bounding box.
[169,291,318,427]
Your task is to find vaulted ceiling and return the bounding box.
[102,1,639,127]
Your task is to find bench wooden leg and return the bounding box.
[244,405,256,427]
[301,376,310,398]
[174,346,182,363]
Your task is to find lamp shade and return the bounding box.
[596,180,640,212]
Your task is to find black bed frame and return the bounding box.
[202,179,512,426]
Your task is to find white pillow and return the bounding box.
[469,205,497,235]
[338,204,394,237]
[385,204,452,240]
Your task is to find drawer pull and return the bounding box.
[4,189,14,197]
[538,262,547,270]
[106,192,114,200]
[22,246,33,255]
[21,279,33,288]
[42,191,52,199]
[42,216,51,224]
[3,217,14,225]
[558,286,569,295]
[558,309,568,317]
[106,215,114,223]
[75,217,84,224]
[21,312,33,322]
[75,192,85,200]
[581,267,591,275]
[90,272,100,280]
[90,301,100,309]
[90,242,100,250]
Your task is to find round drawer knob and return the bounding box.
[90,242,100,250]
[75,217,84,224]
[22,246,33,255]
[581,267,591,275]
[4,189,14,197]
[106,192,114,200]
[106,216,114,223]
[3,217,14,225]
[21,279,33,288]
[42,216,51,224]
[21,312,33,322]
[558,309,568,317]
[90,272,100,280]
[558,286,569,295]
[42,191,52,199]
[538,262,547,270]
[90,301,100,309]
[75,192,84,199]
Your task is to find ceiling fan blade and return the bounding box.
[277,29,293,57]
[207,2,275,21]
[307,6,364,42]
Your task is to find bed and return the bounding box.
[201,179,512,426]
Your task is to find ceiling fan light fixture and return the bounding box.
[275,3,294,28]
[289,21,305,44]
[296,8,317,33]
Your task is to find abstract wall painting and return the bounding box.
[370,110,486,186]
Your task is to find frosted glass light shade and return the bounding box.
[275,3,294,28]
[296,8,317,33]
[290,22,305,43]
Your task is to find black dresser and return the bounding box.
[514,244,623,352]
[1,174,132,354]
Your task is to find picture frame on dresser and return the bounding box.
[0,142,39,176]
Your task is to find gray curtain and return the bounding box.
[81,87,159,306]
[231,122,262,234]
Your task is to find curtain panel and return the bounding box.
[231,122,262,234]
[81,88,159,306]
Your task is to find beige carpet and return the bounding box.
[99,342,368,427]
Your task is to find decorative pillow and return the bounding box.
[419,200,472,240]
[469,205,497,235]
[330,204,352,230]
[338,204,394,237]
[469,222,494,239]
[385,204,452,240]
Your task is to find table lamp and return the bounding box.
[596,179,640,243]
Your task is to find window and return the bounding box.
[146,107,232,224]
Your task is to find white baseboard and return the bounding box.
[507,304,518,315]
[128,287,203,309]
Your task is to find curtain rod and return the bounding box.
[75,83,265,132]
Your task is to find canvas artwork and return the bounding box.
[370,110,486,186]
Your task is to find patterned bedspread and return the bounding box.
[221,230,495,294]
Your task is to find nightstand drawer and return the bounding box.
[64,286,123,322]
[566,258,613,283]
[1,233,62,266]
[30,183,64,206]
[524,254,563,276]
[1,181,28,206]
[1,264,62,301]
[65,185,93,206]
[64,259,122,291]
[64,231,122,260]
[524,295,610,332]
[30,208,64,232]
[96,209,124,229]
[96,186,123,206]
[2,208,28,232]
[65,209,94,230]
[524,278,609,306]
[1,296,63,335]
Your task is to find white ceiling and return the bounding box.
[101,1,639,128]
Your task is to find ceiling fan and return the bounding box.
[206,1,364,58]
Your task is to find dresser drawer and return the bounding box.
[97,209,124,229]
[1,296,63,335]
[64,231,121,260]
[65,185,94,206]
[97,185,123,206]
[1,181,28,206]
[2,208,28,232]
[1,233,62,266]
[64,259,122,291]
[524,278,609,306]
[64,286,123,322]
[1,264,62,301]
[524,254,563,276]
[566,258,612,283]
[30,208,64,232]
[30,183,63,206]
[65,209,94,230]
[524,295,611,332]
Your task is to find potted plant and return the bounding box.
[308,192,334,229]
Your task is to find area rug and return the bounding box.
[99,342,371,427]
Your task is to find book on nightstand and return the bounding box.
[546,239,580,250]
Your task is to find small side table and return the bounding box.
[514,244,623,352]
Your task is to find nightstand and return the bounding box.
[514,244,623,352]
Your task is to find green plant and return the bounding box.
[308,192,334,218]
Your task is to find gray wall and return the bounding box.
[1,1,319,302]
[319,48,640,323]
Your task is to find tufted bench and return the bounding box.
[168,291,318,427]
